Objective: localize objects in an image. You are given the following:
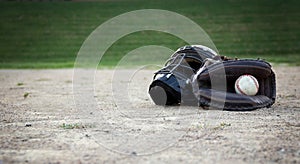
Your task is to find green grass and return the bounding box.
[23,92,29,98]
[0,0,299,68]
[17,82,24,86]
[60,123,94,129]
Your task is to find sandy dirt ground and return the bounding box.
[0,66,299,163]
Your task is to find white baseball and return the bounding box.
[235,74,259,96]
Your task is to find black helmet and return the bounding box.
[148,45,217,105]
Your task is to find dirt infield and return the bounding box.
[0,66,299,163]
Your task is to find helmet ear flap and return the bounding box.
[148,78,180,105]
[149,86,168,105]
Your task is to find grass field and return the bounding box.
[0,0,299,68]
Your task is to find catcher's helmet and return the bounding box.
[148,45,217,105]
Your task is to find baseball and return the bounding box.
[235,74,259,96]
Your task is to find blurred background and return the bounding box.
[0,0,299,68]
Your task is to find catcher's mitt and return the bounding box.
[148,45,276,111]
[148,45,218,105]
[192,58,276,111]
